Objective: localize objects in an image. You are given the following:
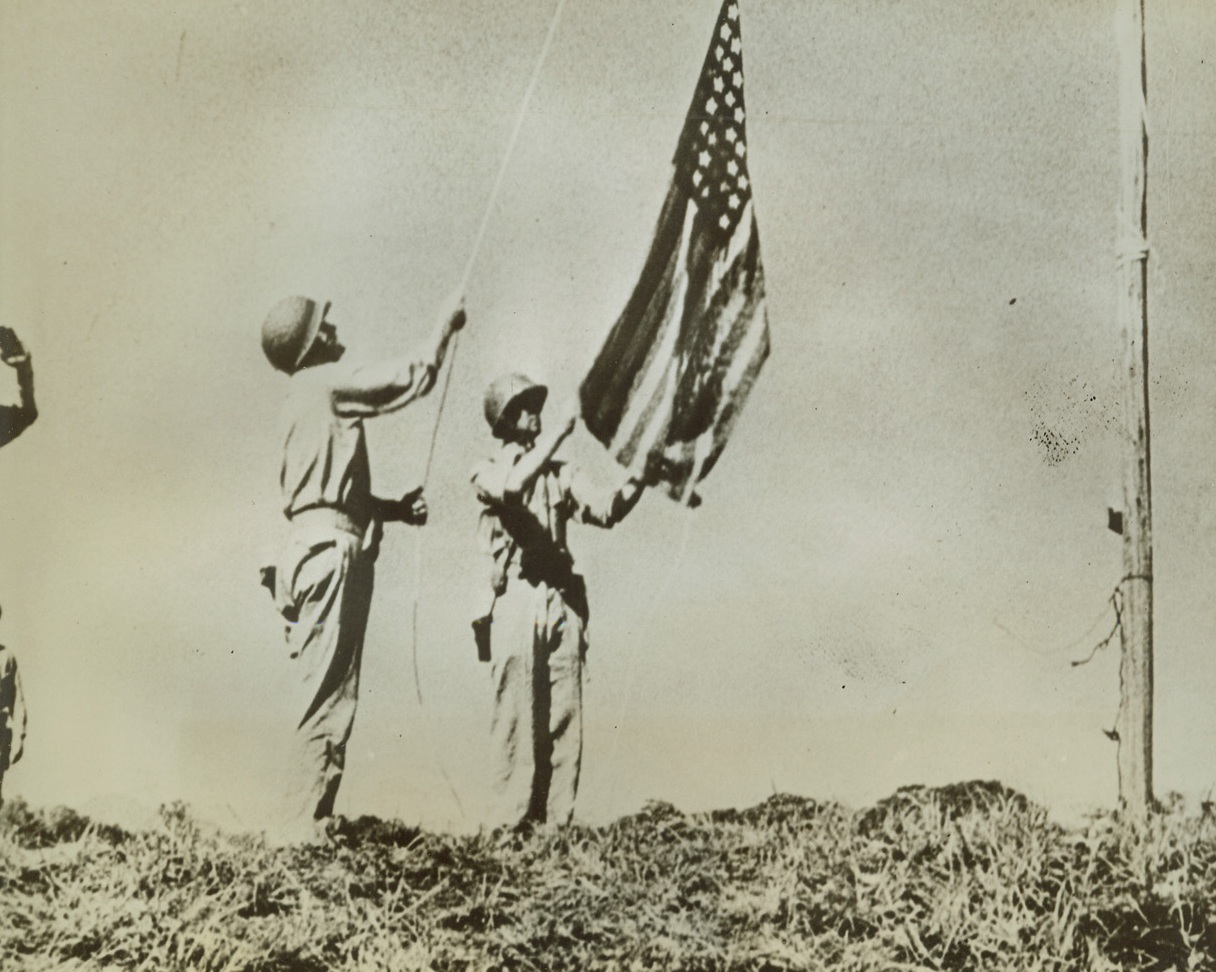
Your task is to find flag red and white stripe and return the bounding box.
[580,0,770,503]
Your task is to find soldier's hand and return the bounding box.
[441,294,467,334]
[623,450,663,492]
[639,450,665,487]
[545,413,577,453]
[0,326,28,365]
[552,405,578,441]
[400,486,428,526]
[622,452,652,495]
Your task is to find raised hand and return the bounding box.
[400,485,428,526]
[0,327,29,365]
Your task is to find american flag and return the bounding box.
[580,0,770,503]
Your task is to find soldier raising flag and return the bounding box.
[260,294,467,842]
[470,0,773,831]
[471,375,646,830]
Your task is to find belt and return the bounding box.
[287,506,367,537]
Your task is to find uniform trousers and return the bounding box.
[489,578,586,827]
[276,521,374,829]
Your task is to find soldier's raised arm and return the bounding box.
[0,327,37,447]
[328,301,466,418]
[564,454,646,529]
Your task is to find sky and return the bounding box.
[0,0,1213,833]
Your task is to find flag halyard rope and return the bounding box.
[406,0,569,819]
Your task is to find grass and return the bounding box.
[1,781,1213,971]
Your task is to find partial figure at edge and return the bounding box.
[0,603,28,808]
[0,327,38,448]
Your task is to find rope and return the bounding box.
[404,0,568,818]
[417,0,568,492]
[455,0,568,301]
[1069,573,1152,668]
[1070,589,1124,668]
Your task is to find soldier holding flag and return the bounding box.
[472,374,646,830]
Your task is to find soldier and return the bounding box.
[471,373,646,831]
[0,326,36,808]
[0,327,38,448]
[261,294,466,841]
[0,604,27,808]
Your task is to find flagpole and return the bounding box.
[1114,0,1153,823]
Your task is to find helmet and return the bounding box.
[484,372,548,436]
[261,296,330,374]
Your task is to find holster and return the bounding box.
[471,502,591,662]
[555,571,589,625]
[471,539,516,664]
[471,614,493,663]
[470,569,587,666]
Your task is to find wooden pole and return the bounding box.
[1115,0,1153,822]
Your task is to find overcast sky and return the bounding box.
[1,0,1213,832]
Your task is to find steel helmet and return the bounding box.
[261,296,330,374]
[484,372,548,436]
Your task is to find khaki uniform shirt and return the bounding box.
[280,354,438,530]
[471,443,631,596]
